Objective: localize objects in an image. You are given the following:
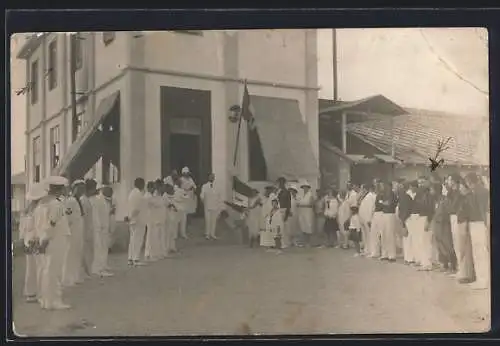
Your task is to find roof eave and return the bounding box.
[16,34,46,60]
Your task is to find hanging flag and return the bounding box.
[241,81,256,131]
[232,176,256,207]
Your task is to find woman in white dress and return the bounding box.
[180,167,198,235]
[297,180,315,247]
[263,198,283,252]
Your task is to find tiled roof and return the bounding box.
[347,110,488,166]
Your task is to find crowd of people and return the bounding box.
[17,165,490,311]
[244,172,490,292]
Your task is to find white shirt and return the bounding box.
[324,196,339,218]
[89,194,110,234]
[128,188,146,225]
[359,191,376,223]
[200,181,222,211]
[34,196,70,242]
[173,185,189,212]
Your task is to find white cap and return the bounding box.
[26,183,48,201]
[71,179,85,187]
[288,184,298,192]
[181,167,190,174]
[45,176,69,187]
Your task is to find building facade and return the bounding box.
[17,30,320,219]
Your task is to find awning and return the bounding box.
[56,91,120,179]
[251,96,318,184]
[373,154,401,164]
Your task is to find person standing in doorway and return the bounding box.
[200,173,222,240]
[36,176,72,310]
[127,178,147,267]
[90,183,113,277]
[180,167,198,234]
[297,180,315,247]
[62,180,86,287]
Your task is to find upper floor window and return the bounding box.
[102,32,116,46]
[49,125,61,169]
[71,34,83,70]
[32,136,41,183]
[175,30,203,36]
[75,111,87,138]
[30,60,39,105]
[48,39,58,91]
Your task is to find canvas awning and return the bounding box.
[56,91,120,179]
[251,96,318,184]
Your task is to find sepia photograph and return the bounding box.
[9,28,490,337]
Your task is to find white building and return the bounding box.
[16,30,320,219]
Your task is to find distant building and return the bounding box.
[17,30,320,219]
[319,95,488,188]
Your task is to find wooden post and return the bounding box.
[341,111,347,153]
[70,33,78,143]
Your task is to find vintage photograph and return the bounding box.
[10,28,490,336]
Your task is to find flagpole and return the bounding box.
[233,79,246,168]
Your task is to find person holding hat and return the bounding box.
[36,176,72,310]
[90,182,114,277]
[19,183,47,303]
[297,180,315,247]
[61,180,86,287]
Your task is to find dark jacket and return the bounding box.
[432,196,450,225]
[381,190,398,214]
[414,189,436,221]
[444,190,461,216]
[398,192,413,225]
[277,187,292,220]
[374,192,385,212]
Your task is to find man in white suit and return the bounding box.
[200,173,222,240]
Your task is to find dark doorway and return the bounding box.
[170,134,201,184]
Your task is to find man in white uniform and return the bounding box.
[359,184,377,255]
[127,178,147,266]
[200,173,222,240]
[36,176,71,310]
[62,180,86,287]
[90,183,113,277]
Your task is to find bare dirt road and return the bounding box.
[11,231,489,337]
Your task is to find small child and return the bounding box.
[348,206,362,256]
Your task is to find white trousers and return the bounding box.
[40,236,67,308]
[159,221,168,257]
[24,254,39,297]
[470,221,490,289]
[381,213,398,259]
[62,225,84,286]
[92,231,109,274]
[280,209,291,248]
[450,215,460,272]
[204,209,219,238]
[404,215,419,263]
[167,214,179,252]
[361,221,371,253]
[128,223,146,261]
[370,212,384,257]
[145,222,163,259]
[177,211,188,238]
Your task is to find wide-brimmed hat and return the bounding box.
[288,184,298,192]
[300,180,311,188]
[45,176,69,187]
[26,183,48,201]
[181,167,190,174]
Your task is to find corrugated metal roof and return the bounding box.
[319,95,409,117]
[347,111,488,166]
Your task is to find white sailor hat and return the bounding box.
[288,184,298,192]
[45,176,69,187]
[71,179,85,187]
[181,167,190,174]
[26,183,48,201]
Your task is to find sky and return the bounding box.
[10,28,489,175]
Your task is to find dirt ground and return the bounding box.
[11,222,490,337]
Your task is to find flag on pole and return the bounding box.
[231,176,255,207]
[241,81,256,131]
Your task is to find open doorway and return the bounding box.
[169,134,201,184]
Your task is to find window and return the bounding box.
[32,136,41,183]
[30,60,38,105]
[102,32,116,46]
[49,126,61,169]
[72,34,83,70]
[48,39,58,90]
[75,111,87,138]
[109,162,120,184]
